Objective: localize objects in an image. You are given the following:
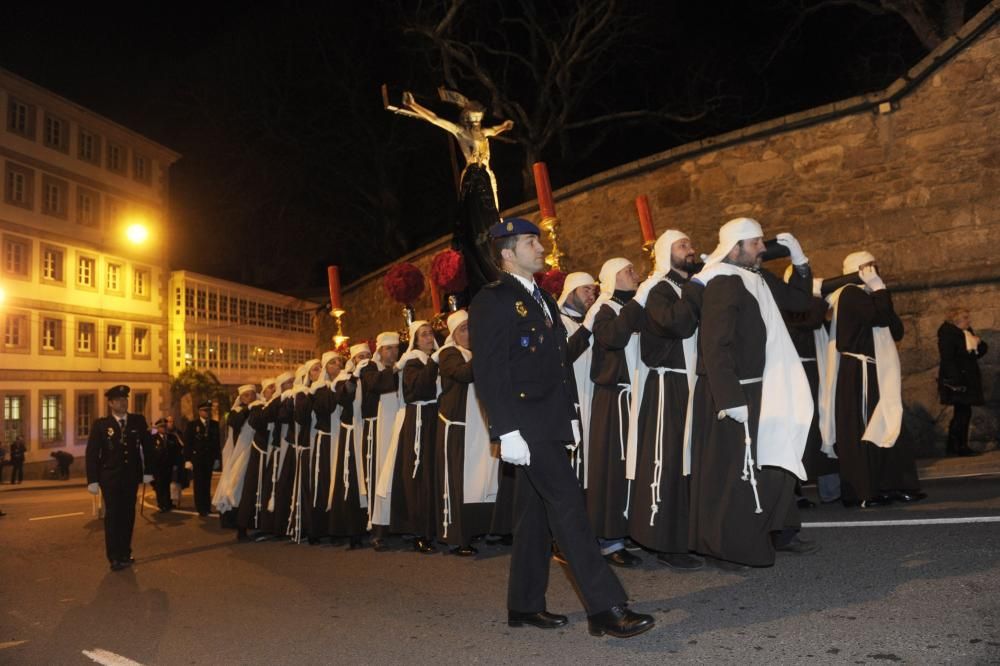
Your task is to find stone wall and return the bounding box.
[343,10,1000,454]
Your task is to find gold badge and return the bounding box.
[515,300,528,317]
[106,427,115,437]
[506,221,514,231]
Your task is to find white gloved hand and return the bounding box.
[718,405,749,423]
[571,419,582,447]
[812,278,823,298]
[776,233,808,266]
[142,474,154,484]
[859,265,885,292]
[582,305,599,332]
[499,431,531,466]
[87,482,99,495]
[633,279,656,307]
[184,461,194,471]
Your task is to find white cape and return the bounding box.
[213,412,255,513]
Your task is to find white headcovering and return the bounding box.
[349,342,371,359]
[376,331,400,349]
[653,230,690,274]
[260,377,276,391]
[702,217,764,269]
[298,358,321,385]
[598,258,632,297]
[557,272,597,309]
[275,371,295,388]
[320,350,344,382]
[842,251,876,275]
[237,384,256,396]
[404,320,438,354]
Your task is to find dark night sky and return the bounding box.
[1,1,987,295]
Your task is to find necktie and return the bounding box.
[531,284,552,326]
[118,418,125,432]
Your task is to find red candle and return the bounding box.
[636,195,655,243]
[429,278,442,314]
[532,162,556,219]
[327,265,342,311]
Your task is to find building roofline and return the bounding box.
[0,67,182,164]
[170,269,324,308]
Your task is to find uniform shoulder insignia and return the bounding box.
[483,280,502,289]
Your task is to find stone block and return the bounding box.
[734,159,790,186]
[792,145,845,177]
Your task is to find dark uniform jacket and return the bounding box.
[183,418,221,467]
[469,273,577,443]
[86,413,154,487]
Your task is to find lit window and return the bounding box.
[41,246,63,281]
[4,237,30,275]
[41,318,61,351]
[77,322,95,353]
[76,393,95,438]
[4,314,26,347]
[40,395,63,442]
[133,327,148,356]
[134,268,149,297]
[42,178,65,216]
[77,256,95,286]
[106,324,121,354]
[106,263,121,292]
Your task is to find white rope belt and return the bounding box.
[340,422,355,501]
[251,441,268,527]
[287,442,313,543]
[648,367,686,527]
[738,376,763,514]
[410,400,436,479]
[312,430,331,508]
[799,357,816,362]
[438,412,466,539]
[616,382,632,519]
[363,417,376,524]
[843,352,876,425]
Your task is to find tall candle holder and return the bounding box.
[331,308,348,348]
[540,215,564,271]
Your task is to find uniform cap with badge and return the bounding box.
[489,217,541,239]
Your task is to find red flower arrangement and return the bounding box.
[384,262,425,305]
[535,268,567,298]
[430,249,468,293]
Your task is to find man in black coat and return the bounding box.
[86,385,154,571]
[469,217,654,639]
[9,436,25,484]
[184,401,221,516]
[938,308,988,456]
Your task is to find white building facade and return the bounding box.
[0,68,179,475]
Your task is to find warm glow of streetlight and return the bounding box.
[126,222,150,244]
[0,286,5,306]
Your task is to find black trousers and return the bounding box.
[193,463,213,514]
[153,474,172,509]
[509,439,627,616]
[948,404,973,452]
[101,482,138,563]
[10,461,23,484]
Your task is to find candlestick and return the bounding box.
[327,265,342,311]
[331,307,348,348]
[430,279,442,314]
[636,195,655,244]
[533,162,556,219]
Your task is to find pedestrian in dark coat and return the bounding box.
[183,401,220,516]
[938,308,988,456]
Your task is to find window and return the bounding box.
[43,114,68,152]
[106,262,121,292]
[196,289,206,316]
[76,393,96,439]
[132,391,150,422]
[6,97,35,138]
[132,327,148,356]
[3,395,27,444]
[106,141,126,174]
[41,318,63,352]
[78,128,101,164]
[208,293,217,320]
[3,236,31,276]
[4,161,34,209]
[134,267,150,297]
[105,196,122,227]
[40,394,63,442]
[41,175,68,218]
[106,324,122,354]
[184,287,194,316]
[77,321,95,353]
[41,246,64,282]
[77,255,96,287]
[219,295,229,321]
[77,187,100,227]
[4,313,28,349]
[133,154,151,184]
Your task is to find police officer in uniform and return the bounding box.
[184,401,221,516]
[469,217,654,639]
[86,385,153,571]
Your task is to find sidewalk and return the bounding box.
[1,454,996,493]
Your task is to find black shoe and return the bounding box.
[657,553,705,570]
[414,538,436,554]
[453,545,478,557]
[198,512,209,517]
[508,610,568,629]
[252,532,272,542]
[711,557,750,572]
[604,549,642,568]
[237,532,252,543]
[349,536,365,550]
[775,537,821,555]
[890,490,927,503]
[371,537,389,552]
[862,495,895,508]
[110,560,129,572]
[796,497,817,509]
[587,605,655,638]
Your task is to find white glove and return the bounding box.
[812,278,823,298]
[633,279,655,308]
[718,405,749,423]
[776,232,808,266]
[87,482,99,495]
[499,431,531,466]
[859,265,885,292]
[571,419,582,447]
[150,427,158,436]
[352,358,370,378]
[142,474,154,484]
[185,461,194,471]
[582,305,598,332]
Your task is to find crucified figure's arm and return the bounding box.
[400,91,464,137]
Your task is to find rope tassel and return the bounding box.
[741,421,763,514]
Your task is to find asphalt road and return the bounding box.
[1,476,999,665]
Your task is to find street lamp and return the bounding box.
[126,221,149,245]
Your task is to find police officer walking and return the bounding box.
[86,385,153,571]
[469,218,654,639]
[184,401,221,517]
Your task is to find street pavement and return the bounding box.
[1,476,998,665]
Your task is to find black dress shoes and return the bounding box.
[414,537,436,554]
[371,537,389,552]
[796,497,817,509]
[507,610,568,629]
[844,495,893,508]
[453,545,478,557]
[774,537,821,555]
[890,490,927,503]
[604,549,642,568]
[657,553,705,570]
[110,560,129,572]
[587,605,655,638]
